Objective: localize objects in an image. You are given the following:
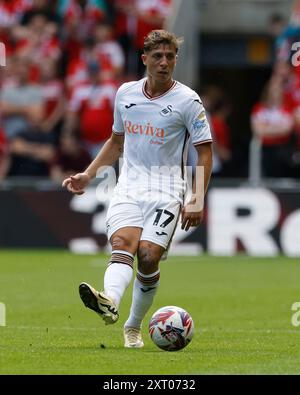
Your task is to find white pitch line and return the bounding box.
[200,328,300,334]
[3,326,300,334]
[4,326,104,331]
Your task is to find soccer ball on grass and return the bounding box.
[149,306,194,351]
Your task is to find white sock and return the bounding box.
[104,250,134,308]
[124,269,160,329]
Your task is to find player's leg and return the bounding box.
[79,227,141,325]
[79,198,143,325]
[104,227,142,309]
[124,240,164,348]
[123,199,181,347]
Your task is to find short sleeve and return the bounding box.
[112,87,125,135]
[183,93,212,146]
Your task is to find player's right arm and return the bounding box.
[62,83,127,195]
[62,133,124,195]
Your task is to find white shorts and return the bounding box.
[106,194,181,250]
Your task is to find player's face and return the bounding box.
[142,44,177,83]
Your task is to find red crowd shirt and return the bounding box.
[0,0,31,57]
[0,129,7,156]
[283,74,300,110]
[251,103,294,146]
[0,0,31,28]
[69,82,117,143]
[134,0,173,49]
[66,43,124,96]
[66,58,89,96]
[210,115,231,150]
[114,0,132,39]
[95,41,125,73]
[281,73,300,148]
[15,36,61,61]
[15,37,61,83]
[41,80,64,119]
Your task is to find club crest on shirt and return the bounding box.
[160,105,173,117]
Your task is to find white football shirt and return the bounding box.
[112,77,212,202]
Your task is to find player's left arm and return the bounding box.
[181,142,213,231]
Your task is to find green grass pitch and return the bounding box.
[1,250,300,375]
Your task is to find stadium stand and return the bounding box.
[0,0,173,179]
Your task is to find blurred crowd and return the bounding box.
[203,0,300,180]
[1,0,300,183]
[250,0,300,178]
[0,0,173,182]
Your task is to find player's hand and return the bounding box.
[181,200,203,231]
[62,172,91,195]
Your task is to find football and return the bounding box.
[149,306,194,351]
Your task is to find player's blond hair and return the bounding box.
[143,30,184,54]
